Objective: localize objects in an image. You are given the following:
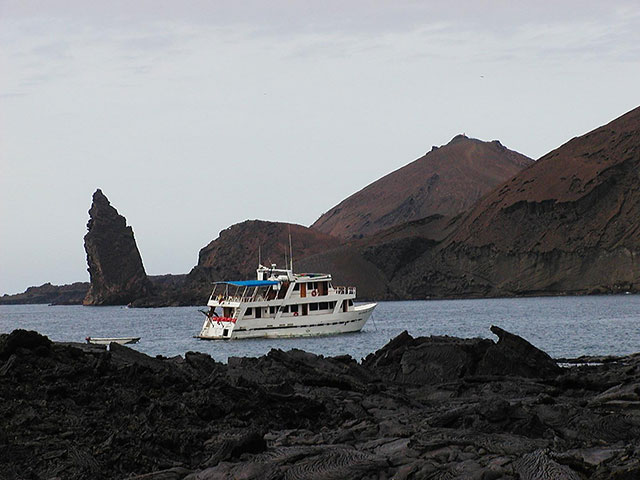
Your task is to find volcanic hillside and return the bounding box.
[312,135,532,239]
[390,105,640,297]
[179,220,342,302]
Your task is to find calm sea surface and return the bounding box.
[2,296,640,362]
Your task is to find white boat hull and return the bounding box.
[86,337,140,345]
[198,303,376,340]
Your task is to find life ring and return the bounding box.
[293,311,299,316]
[311,289,318,297]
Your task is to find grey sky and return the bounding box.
[1,1,639,294]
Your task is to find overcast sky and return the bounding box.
[1,1,639,294]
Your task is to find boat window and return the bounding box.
[293,283,300,291]
[310,303,318,311]
[282,305,289,313]
[269,306,276,315]
[319,302,328,310]
[348,300,354,306]
[246,307,252,316]
[291,304,298,313]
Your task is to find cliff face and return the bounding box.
[83,189,153,305]
[312,136,532,239]
[388,106,640,297]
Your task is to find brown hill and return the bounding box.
[453,106,640,250]
[175,220,343,304]
[196,220,342,278]
[297,214,462,300]
[391,105,640,297]
[311,136,532,239]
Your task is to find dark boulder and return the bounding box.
[362,330,493,384]
[228,348,377,392]
[478,325,562,378]
[0,329,51,360]
[362,326,560,385]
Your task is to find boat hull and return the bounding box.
[198,303,376,340]
[86,337,140,345]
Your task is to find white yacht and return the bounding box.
[197,264,376,339]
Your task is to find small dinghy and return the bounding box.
[85,336,140,345]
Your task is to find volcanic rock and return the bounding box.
[183,220,342,302]
[83,189,153,305]
[2,327,640,479]
[362,325,560,384]
[0,282,89,305]
[479,325,562,378]
[371,105,640,298]
[312,135,532,239]
[294,243,394,300]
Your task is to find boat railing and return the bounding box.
[334,286,356,295]
[210,294,255,304]
[209,283,279,304]
[211,292,277,303]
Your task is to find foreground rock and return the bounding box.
[83,189,153,305]
[1,327,640,479]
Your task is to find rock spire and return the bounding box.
[83,189,153,305]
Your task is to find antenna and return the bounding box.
[288,226,293,271]
[258,245,262,267]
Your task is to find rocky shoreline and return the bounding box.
[1,327,640,479]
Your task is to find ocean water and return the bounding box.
[1,295,640,362]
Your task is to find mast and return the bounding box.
[288,226,293,271]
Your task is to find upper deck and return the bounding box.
[207,264,356,307]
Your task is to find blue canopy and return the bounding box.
[223,280,278,287]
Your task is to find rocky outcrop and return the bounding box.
[312,135,532,239]
[182,220,342,303]
[361,325,561,384]
[83,189,153,305]
[0,282,89,305]
[195,220,341,278]
[2,326,640,479]
[0,276,187,307]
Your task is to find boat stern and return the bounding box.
[198,316,237,340]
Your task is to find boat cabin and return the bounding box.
[206,264,356,321]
